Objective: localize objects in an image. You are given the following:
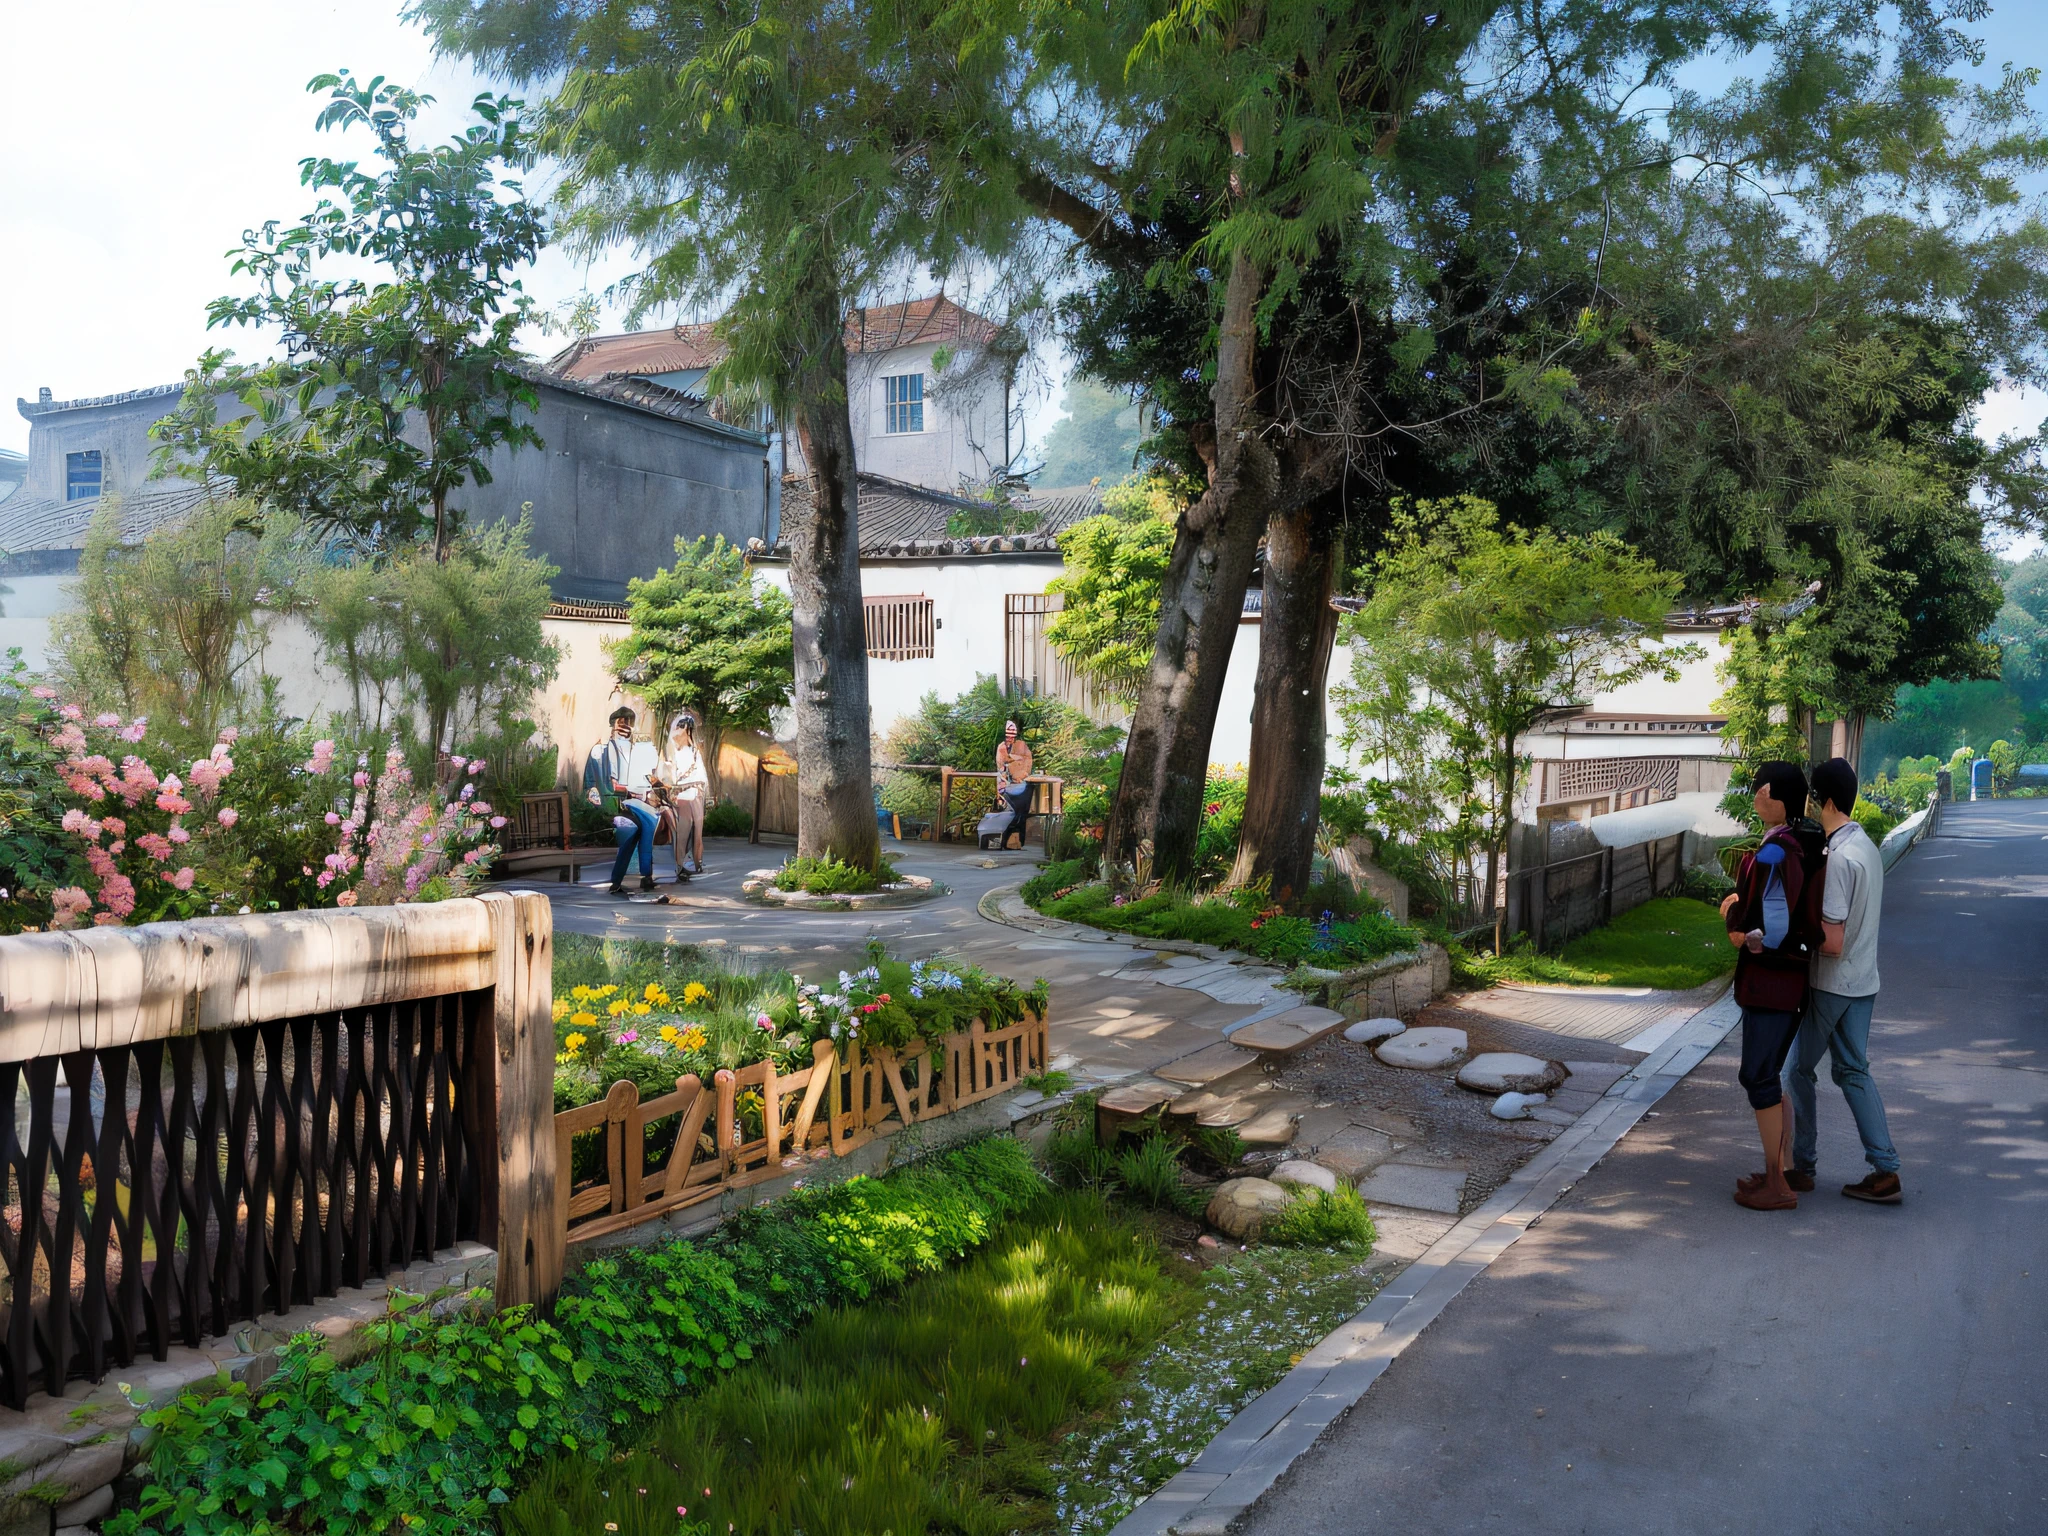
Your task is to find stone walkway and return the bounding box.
[1449,977,1728,1053]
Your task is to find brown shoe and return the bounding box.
[1735,1181,1798,1211]
[1738,1169,1814,1194]
[1842,1171,1902,1205]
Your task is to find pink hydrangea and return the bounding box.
[52,724,87,754]
[60,809,101,839]
[97,874,137,918]
[137,833,173,862]
[166,867,197,892]
[336,890,359,907]
[216,808,239,828]
[29,686,57,700]
[85,846,119,880]
[49,887,93,928]
[156,791,194,816]
[119,719,148,744]
[306,739,337,775]
[167,825,191,845]
[101,817,125,837]
[94,712,122,728]
[490,816,508,829]
[60,704,83,721]
[217,727,239,745]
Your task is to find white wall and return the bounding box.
[784,340,1009,491]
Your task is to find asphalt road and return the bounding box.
[1240,797,2048,1535]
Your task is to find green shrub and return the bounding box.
[113,1139,1045,1536]
[1026,877,1419,970]
[1020,856,1099,905]
[772,854,900,893]
[1850,796,1897,842]
[702,800,752,837]
[1113,1132,1200,1213]
[1265,1185,1377,1249]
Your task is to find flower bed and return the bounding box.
[550,943,1051,1241]
[1020,858,1421,970]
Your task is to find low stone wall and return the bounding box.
[1292,943,1452,1020]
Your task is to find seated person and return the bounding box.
[583,706,662,895]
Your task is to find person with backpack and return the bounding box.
[1719,760,1823,1211]
[1782,756,1903,1204]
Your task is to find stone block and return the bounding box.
[0,1436,68,1486]
[1357,1162,1468,1214]
[1270,1160,1339,1194]
[1154,1042,1262,1089]
[1342,1017,1404,1045]
[1456,1053,1568,1094]
[51,1487,110,1528]
[1375,1026,1467,1070]
[45,1443,121,1504]
[1231,1006,1346,1055]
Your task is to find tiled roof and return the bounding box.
[549,296,1001,383]
[0,483,218,554]
[518,364,766,443]
[768,474,1101,559]
[16,382,186,420]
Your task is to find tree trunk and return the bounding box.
[1228,500,1341,902]
[786,312,882,871]
[1103,248,1275,884]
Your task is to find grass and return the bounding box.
[1458,895,1736,991]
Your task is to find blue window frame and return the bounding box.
[883,373,925,435]
[65,450,102,501]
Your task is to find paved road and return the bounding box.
[1241,797,2048,1535]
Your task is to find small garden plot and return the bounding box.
[1457,895,1735,990]
[1021,859,1420,971]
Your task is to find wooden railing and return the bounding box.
[0,894,559,1408]
[557,1011,1049,1243]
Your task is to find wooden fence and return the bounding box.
[1501,833,1687,950]
[556,1011,1049,1244]
[0,894,558,1408]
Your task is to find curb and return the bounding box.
[1108,987,1743,1536]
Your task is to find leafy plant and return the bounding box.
[702,801,752,837]
[772,854,899,893]
[1113,1132,1199,1214]
[1264,1185,1377,1249]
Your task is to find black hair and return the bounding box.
[1752,759,1809,821]
[1811,756,1858,817]
[609,706,636,727]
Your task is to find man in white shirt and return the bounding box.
[582,707,662,895]
[1783,756,1902,1204]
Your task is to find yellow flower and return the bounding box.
[563,1032,588,1052]
[658,1024,681,1045]
[632,1002,651,1016]
[682,982,710,1006]
[570,1011,598,1029]
[552,999,570,1022]
[607,999,630,1017]
[570,985,593,1002]
[644,983,666,1002]
[593,984,618,998]
[680,1025,707,1052]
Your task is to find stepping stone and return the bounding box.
[1270,1159,1339,1194]
[1303,1125,1400,1182]
[1456,1053,1568,1094]
[1490,1090,1547,1121]
[1094,1080,1179,1143]
[1235,1100,1308,1147]
[1357,1161,1469,1214]
[1164,1090,1256,1128]
[1156,1041,1263,1089]
[1344,1017,1406,1045]
[1375,1026,1468,1070]
[1205,1177,1294,1239]
[1231,1005,1347,1055]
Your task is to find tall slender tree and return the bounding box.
[421,0,1025,868]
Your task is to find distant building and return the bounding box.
[0,446,24,503]
[548,296,1017,497]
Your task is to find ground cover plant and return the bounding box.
[1456,895,1736,991]
[112,1139,1045,1536]
[772,852,900,894]
[1022,858,1420,972]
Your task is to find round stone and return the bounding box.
[1375,1026,1468,1070]
[1489,1090,1548,1121]
[1204,1177,1294,1240]
[1456,1053,1568,1095]
[1270,1159,1340,1194]
[1343,1017,1406,1045]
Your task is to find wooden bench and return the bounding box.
[492,790,611,882]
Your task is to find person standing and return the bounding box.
[583,706,661,895]
[1783,756,1903,1203]
[661,711,713,877]
[994,720,1034,850]
[1720,760,1817,1211]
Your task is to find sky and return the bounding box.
[1,0,2044,558]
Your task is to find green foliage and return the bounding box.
[771,854,899,894]
[1029,878,1417,971]
[499,1191,1170,1536]
[1459,897,1736,992]
[1043,476,1183,708]
[1020,857,1095,906]
[1034,376,1150,489]
[1851,798,1899,843]
[701,800,752,838]
[152,73,543,556]
[114,1139,1044,1536]
[1112,1132,1200,1214]
[51,500,310,750]
[944,490,1043,538]
[0,654,84,930]
[606,535,793,796]
[1264,1186,1377,1250]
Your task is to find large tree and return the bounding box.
[423,0,1020,869]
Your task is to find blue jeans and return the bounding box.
[609,800,660,885]
[1002,785,1032,847]
[1784,990,1900,1175]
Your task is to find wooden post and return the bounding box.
[474,890,561,1311]
[939,768,954,842]
[1601,846,1614,924]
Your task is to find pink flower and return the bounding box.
[52,725,87,753]
[49,887,93,929]
[489,816,507,829]
[325,811,342,826]
[166,867,197,892]
[217,727,239,745]
[29,686,57,700]
[306,739,337,774]
[467,759,484,775]
[157,792,194,816]
[101,817,125,837]
[98,874,137,917]
[316,871,335,889]
[61,809,100,839]
[119,720,147,744]
[137,833,174,862]
[449,755,467,768]
[756,1013,775,1031]
[216,808,239,828]
[615,1029,640,1046]
[86,847,119,879]
[93,912,124,927]
[168,825,191,845]
[336,890,358,907]
[353,771,370,788]
[94,712,121,728]
[60,704,83,721]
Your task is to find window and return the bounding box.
[883,373,925,435]
[65,449,102,501]
[864,595,935,659]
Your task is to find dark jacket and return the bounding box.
[1728,823,1813,1013]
